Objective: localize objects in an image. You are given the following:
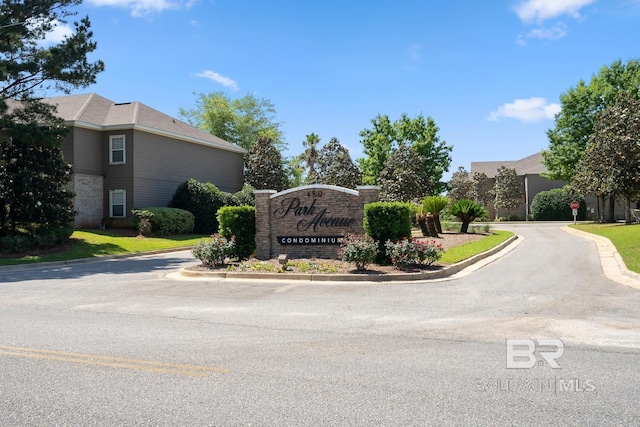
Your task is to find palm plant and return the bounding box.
[448,199,487,233]
[422,195,450,234]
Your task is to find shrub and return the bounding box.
[169,179,225,234]
[364,202,412,263]
[192,234,235,267]
[384,237,443,268]
[217,205,256,260]
[448,199,487,233]
[0,224,73,253]
[339,234,379,270]
[530,189,586,221]
[131,207,194,236]
[231,184,256,207]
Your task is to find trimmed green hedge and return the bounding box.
[364,202,412,263]
[530,189,586,221]
[217,205,256,260]
[131,207,194,236]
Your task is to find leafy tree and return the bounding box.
[470,172,492,207]
[245,136,288,191]
[358,113,452,192]
[315,137,362,189]
[358,114,395,185]
[572,91,640,222]
[284,154,305,188]
[395,114,452,194]
[544,59,640,182]
[378,144,432,202]
[447,166,472,202]
[492,166,523,219]
[0,0,103,244]
[0,133,74,236]
[179,92,284,151]
[302,133,320,184]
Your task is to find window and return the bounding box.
[110,135,126,164]
[109,190,126,218]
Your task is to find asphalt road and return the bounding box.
[1,223,639,426]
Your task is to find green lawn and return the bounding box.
[570,223,640,273]
[439,230,515,265]
[0,230,207,266]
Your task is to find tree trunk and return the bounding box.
[607,195,616,223]
[597,194,605,223]
[434,213,442,234]
[417,215,429,237]
[460,220,470,234]
[426,213,439,238]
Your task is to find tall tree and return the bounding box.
[358,114,395,185]
[572,92,640,222]
[179,92,284,151]
[544,59,640,182]
[358,113,452,192]
[0,0,103,242]
[245,136,288,192]
[395,114,452,194]
[492,166,523,219]
[471,172,492,207]
[378,144,432,202]
[315,137,362,189]
[447,166,472,202]
[302,133,320,184]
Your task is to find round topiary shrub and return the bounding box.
[530,189,586,221]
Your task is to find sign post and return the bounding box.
[570,200,579,224]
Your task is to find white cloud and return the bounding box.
[87,0,195,17]
[513,0,596,23]
[488,97,561,122]
[42,20,74,45]
[526,24,567,40]
[195,70,239,91]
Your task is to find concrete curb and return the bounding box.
[562,226,640,290]
[177,234,520,283]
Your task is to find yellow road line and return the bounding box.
[0,346,228,377]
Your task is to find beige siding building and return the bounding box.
[45,93,246,228]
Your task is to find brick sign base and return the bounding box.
[254,185,380,259]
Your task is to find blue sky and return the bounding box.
[46,0,640,179]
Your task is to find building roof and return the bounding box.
[41,93,246,154]
[470,152,548,178]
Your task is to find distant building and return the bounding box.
[42,93,246,228]
[471,152,565,219]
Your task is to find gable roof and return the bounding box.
[42,93,246,154]
[470,152,548,178]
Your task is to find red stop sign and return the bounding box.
[570,200,579,209]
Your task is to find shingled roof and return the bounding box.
[470,152,548,178]
[41,93,246,154]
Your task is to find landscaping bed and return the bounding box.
[188,232,488,275]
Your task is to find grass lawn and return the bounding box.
[570,223,640,273]
[439,230,515,265]
[0,230,207,267]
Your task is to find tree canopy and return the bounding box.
[358,113,452,193]
[0,0,103,244]
[244,136,288,192]
[179,92,285,151]
[572,91,640,222]
[492,166,523,219]
[0,0,104,102]
[543,58,640,182]
[378,143,432,202]
[315,137,362,189]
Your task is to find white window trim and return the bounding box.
[109,189,126,218]
[109,135,126,165]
